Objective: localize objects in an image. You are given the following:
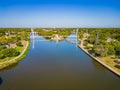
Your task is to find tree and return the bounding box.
[0,36,7,45]
[2,48,20,57]
[21,31,29,41]
[78,31,83,39]
[0,54,5,59]
[0,46,7,51]
[115,45,120,54]
[16,42,23,47]
[93,44,108,57]
[7,37,13,43]
[0,32,5,37]
[118,37,120,42]
[105,44,115,55]
[88,34,96,44]
[113,41,120,54]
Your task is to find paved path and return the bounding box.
[78,40,120,77]
[0,41,29,65]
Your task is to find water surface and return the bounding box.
[0,36,120,90]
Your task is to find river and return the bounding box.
[0,35,120,90]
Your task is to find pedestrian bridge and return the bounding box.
[30,28,80,48]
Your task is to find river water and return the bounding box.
[0,36,120,90]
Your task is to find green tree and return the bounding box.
[16,42,23,47]
[2,48,20,57]
[88,34,96,44]
[93,44,107,57]
[0,36,7,45]
[0,46,7,51]
[105,44,115,55]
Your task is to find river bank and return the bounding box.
[0,41,30,70]
[1,35,120,90]
[78,44,120,77]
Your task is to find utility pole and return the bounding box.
[76,28,79,47]
[31,28,35,49]
[95,32,99,45]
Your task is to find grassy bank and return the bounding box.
[0,41,30,70]
[98,56,120,73]
[78,44,120,77]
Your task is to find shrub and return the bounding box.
[114,64,120,69]
[114,60,120,64]
[0,54,5,59]
[0,46,7,51]
[85,46,91,49]
[16,42,23,47]
[2,48,20,57]
[84,41,88,46]
[115,55,119,59]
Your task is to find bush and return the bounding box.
[114,60,120,64]
[0,46,7,51]
[115,55,119,59]
[0,54,5,59]
[85,46,91,49]
[16,42,23,47]
[114,64,120,69]
[2,48,20,58]
[84,41,88,46]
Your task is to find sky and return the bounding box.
[0,0,120,28]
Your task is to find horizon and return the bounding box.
[0,27,120,28]
[0,0,120,27]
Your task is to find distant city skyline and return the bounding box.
[0,0,120,28]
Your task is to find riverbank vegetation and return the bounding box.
[78,28,120,73]
[1,28,120,74]
[35,28,74,40]
[0,28,30,69]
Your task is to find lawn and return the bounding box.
[0,46,24,63]
[98,56,120,73]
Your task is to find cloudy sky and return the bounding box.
[0,0,120,27]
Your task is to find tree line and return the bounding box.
[0,28,30,60]
[78,28,120,57]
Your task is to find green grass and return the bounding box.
[0,46,24,63]
[0,57,14,62]
[0,41,30,70]
[98,56,120,73]
[16,46,24,52]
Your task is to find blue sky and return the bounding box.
[0,0,120,27]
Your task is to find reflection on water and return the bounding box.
[0,77,3,86]
[0,35,120,90]
[0,62,19,72]
[92,60,106,72]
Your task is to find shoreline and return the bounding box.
[78,44,120,77]
[0,37,120,77]
[0,41,30,70]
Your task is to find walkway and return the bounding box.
[0,41,29,65]
[78,35,120,77]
